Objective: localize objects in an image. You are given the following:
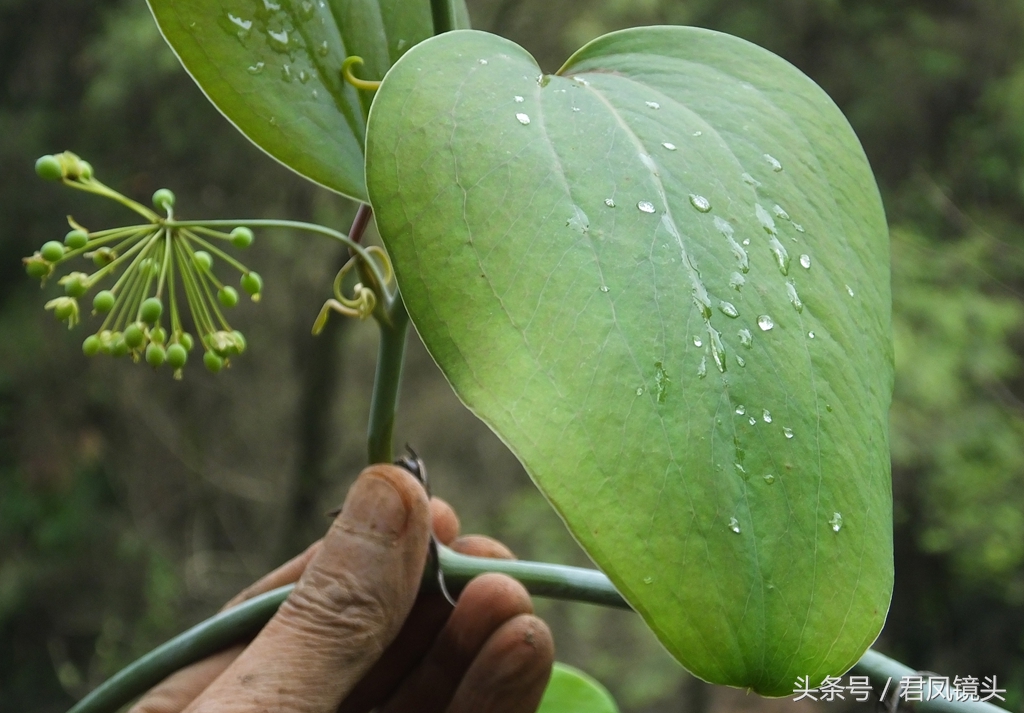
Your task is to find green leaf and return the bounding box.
[367,28,893,696]
[146,0,470,201]
[538,663,619,713]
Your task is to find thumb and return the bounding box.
[184,465,431,713]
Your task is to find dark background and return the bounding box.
[3,0,1024,711]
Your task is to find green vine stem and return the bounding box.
[366,296,409,463]
[63,548,1008,713]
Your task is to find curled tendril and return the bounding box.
[341,56,382,91]
[311,246,393,334]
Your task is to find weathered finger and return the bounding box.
[430,497,460,545]
[378,573,534,713]
[446,614,554,713]
[222,540,323,611]
[451,534,516,560]
[128,644,245,713]
[184,465,431,713]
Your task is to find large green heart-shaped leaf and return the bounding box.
[367,28,893,695]
[147,0,469,201]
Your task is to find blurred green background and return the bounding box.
[3,0,1024,711]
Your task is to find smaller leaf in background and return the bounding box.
[538,663,620,713]
[146,0,469,202]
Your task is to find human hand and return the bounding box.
[131,464,554,713]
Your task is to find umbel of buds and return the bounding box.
[28,152,263,378]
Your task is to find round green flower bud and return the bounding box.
[218,286,239,308]
[230,227,254,249]
[111,336,129,358]
[93,290,115,313]
[192,251,213,271]
[63,273,88,298]
[167,343,188,370]
[35,155,63,181]
[25,258,50,279]
[64,229,88,250]
[150,326,167,345]
[40,241,65,263]
[179,332,194,352]
[92,247,116,267]
[82,335,101,357]
[152,188,175,211]
[140,297,163,324]
[146,342,166,368]
[231,330,247,354]
[124,322,145,349]
[53,299,76,321]
[241,272,263,296]
[203,350,224,373]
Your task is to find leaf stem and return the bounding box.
[61,551,1008,713]
[366,295,408,463]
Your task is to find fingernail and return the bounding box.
[340,473,409,539]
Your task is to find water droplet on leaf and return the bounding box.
[786,281,803,312]
[800,254,811,269]
[729,517,741,534]
[846,284,855,297]
[654,362,670,403]
[757,314,774,331]
[662,142,677,150]
[693,336,703,348]
[763,153,783,172]
[646,101,660,109]
[604,198,616,208]
[762,409,772,423]
[783,427,794,439]
[829,512,843,532]
[738,329,752,348]
[735,405,746,415]
[515,113,530,125]
[729,272,746,291]
[247,62,265,74]
[718,301,739,318]
[514,95,524,103]
[637,201,656,214]
[689,194,712,213]
[763,473,776,484]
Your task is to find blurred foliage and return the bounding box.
[4,0,1024,711]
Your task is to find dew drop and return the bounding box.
[268,116,277,126]
[515,112,531,125]
[396,38,407,50]
[757,314,774,331]
[763,153,783,172]
[772,204,790,221]
[735,404,746,415]
[763,473,776,485]
[317,40,329,56]
[826,403,833,412]
[783,427,794,439]
[794,223,805,233]
[697,356,707,379]
[755,203,777,236]
[709,328,727,373]
[729,517,741,534]
[736,354,746,367]
[566,205,589,234]
[729,272,746,291]
[654,361,670,403]
[829,512,843,532]
[738,329,752,348]
[846,284,855,297]
[742,172,761,187]
[718,301,739,318]
[646,101,661,109]
[299,0,314,17]
[599,285,609,293]
[572,106,581,112]
[228,13,252,31]
[637,200,656,214]
[808,331,815,339]
[247,61,265,74]
[786,281,803,313]
[662,142,677,151]
[693,336,703,348]
[689,194,712,213]
[770,238,791,275]
[763,409,772,423]
[604,198,615,208]
[298,69,310,83]
[693,130,703,137]
[267,28,289,47]
[643,576,653,584]
[478,58,488,65]
[281,64,292,81]
[748,416,757,426]
[636,386,645,396]
[311,89,319,99]
[800,254,811,269]
[514,95,524,103]
[742,238,750,246]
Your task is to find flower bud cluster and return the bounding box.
[27,154,265,378]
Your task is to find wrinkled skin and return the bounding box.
[130,465,554,713]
